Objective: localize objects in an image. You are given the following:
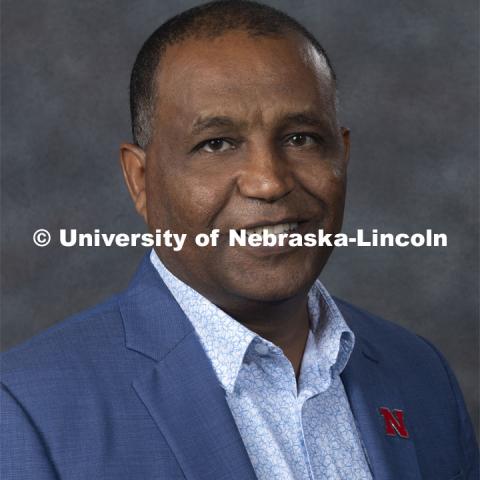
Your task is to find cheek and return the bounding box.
[297,163,346,208]
[146,162,234,231]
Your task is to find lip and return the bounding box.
[231,219,314,256]
[235,216,309,232]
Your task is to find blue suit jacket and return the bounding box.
[1,254,478,479]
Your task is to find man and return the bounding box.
[1,1,478,479]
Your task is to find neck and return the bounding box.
[222,293,310,378]
[155,250,311,378]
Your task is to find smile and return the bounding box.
[245,222,299,237]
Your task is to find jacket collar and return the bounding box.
[119,253,193,362]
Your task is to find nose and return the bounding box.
[237,145,294,202]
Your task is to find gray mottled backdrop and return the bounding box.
[2,0,478,432]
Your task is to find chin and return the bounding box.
[237,285,306,303]
[221,259,323,303]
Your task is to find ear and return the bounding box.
[340,126,350,167]
[120,143,148,223]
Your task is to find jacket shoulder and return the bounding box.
[333,296,464,389]
[334,296,435,358]
[1,294,124,382]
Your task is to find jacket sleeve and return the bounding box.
[420,337,479,480]
[1,384,59,480]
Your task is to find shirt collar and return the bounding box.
[150,249,355,394]
[298,280,355,397]
[307,279,355,377]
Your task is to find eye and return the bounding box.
[284,133,319,147]
[198,138,236,153]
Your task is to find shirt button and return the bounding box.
[255,343,270,355]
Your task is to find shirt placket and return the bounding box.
[262,342,319,480]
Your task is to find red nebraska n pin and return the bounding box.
[379,407,409,438]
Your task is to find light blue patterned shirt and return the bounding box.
[150,250,372,479]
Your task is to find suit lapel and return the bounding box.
[340,316,422,480]
[119,254,256,480]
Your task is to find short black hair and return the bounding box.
[130,0,336,148]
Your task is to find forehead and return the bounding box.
[154,31,336,127]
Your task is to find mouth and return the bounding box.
[235,217,308,235]
[213,212,323,257]
[235,217,311,246]
[229,219,311,256]
[243,221,300,237]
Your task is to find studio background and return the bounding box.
[2,0,478,432]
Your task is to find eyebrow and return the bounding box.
[190,111,331,136]
[279,112,330,129]
[191,116,241,135]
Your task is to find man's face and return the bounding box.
[143,31,349,308]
